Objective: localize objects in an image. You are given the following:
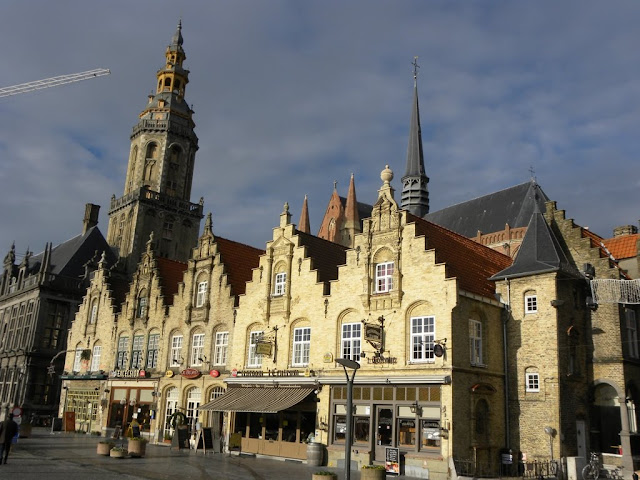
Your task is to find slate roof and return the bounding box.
[490,210,579,281]
[407,213,512,298]
[215,236,264,299]
[425,180,549,238]
[28,226,115,278]
[604,234,639,261]
[296,231,348,285]
[339,196,373,231]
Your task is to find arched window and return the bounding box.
[136,290,148,318]
[72,342,83,372]
[273,263,287,296]
[186,387,201,429]
[116,335,129,369]
[170,333,183,367]
[164,387,179,437]
[475,399,490,442]
[146,331,160,369]
[209,386,225,401]
[190,331,205,366]
[90,343,102,371]
[89,298,98,324]
[248,328,263,368]
[373,248,395,294]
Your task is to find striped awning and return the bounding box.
[198,386,315,412]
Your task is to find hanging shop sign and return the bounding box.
[323,352,334,363]
[255,341,273,356]
[181,368,201,379]
[110,369,147,378]
[165,370,175,378]
[209,370,220,378]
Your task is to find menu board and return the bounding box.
[385,447,400,475]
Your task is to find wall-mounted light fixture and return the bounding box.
[409,400,422,415]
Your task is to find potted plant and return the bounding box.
[109,445,128,458]
[361,464,386,480]
[97,440,115,455]
[312,471,338,480]
[163,432,173,444]
[127,436,147,457]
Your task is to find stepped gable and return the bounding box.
[296,230,347,284]
[408,213,512,298]
[214,236,264,298]
[155,257,188,305]
[425,180,549,237]
[104,273,130,312]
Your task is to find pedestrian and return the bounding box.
[0,413,19,464]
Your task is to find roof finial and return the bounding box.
[529,165,537,183]
[412,56,420,85]
[333,180,337,191]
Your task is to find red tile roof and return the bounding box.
[155,257,188,305]
[215,236,264,300]
[408,213,513,298]
[604,234,639,260]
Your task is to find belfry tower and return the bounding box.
[400,57,429,218]
[107,21,203,272]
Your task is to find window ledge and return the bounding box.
[471,363,487,368]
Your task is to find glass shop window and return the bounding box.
[334,414,347,442]
[422,419,441,449]
[398,418,416,447]
[282,411,297,442]
[249,413,263,439]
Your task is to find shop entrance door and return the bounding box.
[375,406,394,461]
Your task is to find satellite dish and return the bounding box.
[434,344,445,358]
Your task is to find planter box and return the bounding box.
[361,467,386,480]
[312,474,338,480]
[110,449,127,458]
[97,442,115,455]
[127,438,147,457]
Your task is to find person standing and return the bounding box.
[0,413,19,464]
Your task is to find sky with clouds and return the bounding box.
[0,1,638,261]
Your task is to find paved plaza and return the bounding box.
[2,428,425,480]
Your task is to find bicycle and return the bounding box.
[582,452,624,480]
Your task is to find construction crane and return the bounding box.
[0,68,110,98]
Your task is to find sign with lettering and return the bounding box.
[385,447,400,475]
[110,369,147,378]
[209,370,220,377]
[234,369,302,377]
[366,356,397,365]
[181,368,201,379]
[165,370,174,378]
[365,324,382,343]
[256,342,273,356]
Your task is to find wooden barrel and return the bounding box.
[307,442,324,466]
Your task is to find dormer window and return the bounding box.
[274,272,286,296]
[375,261,394,293]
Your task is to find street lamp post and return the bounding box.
[336,358,360,480]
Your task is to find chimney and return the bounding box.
[613,225,638,237]
[83,203,100,235]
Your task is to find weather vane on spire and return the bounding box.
[412,56,420,81]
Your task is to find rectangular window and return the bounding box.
[248,331,263,367]
[375,262,394,293]
[131,335,144,369]
[469,319,483,366]
[526,373,540,392]
[626,310,639,359]
[191,333,205,366]
[73,349,83,372]
[292,327,311,366]
[525,295,538,314]
[214,332,229,365]
[274,273,286,296]
[341,323,361,361]
[136,297,148,318]
[411,316,435,362]
[90,345,102,371]
[196,281,208,307]
[163,222,173,240]
[116,337,129,369]
[89,302,98,324]
[146,334,159,369]
[171,335,183,367]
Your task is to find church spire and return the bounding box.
[340,173,360,248]
[401,57,429,218]
[298,195,311,234]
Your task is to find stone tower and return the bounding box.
[400,57,429,218]
[106,21,203,272]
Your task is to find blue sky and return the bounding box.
[0,1,638,260]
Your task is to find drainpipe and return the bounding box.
[503,279,511,449]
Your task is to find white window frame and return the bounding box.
[146,333,159,369]
[191,333,205,366]
[116,336,129,369]
[341,323,361,361]
[214,331,229,365]
[196,281,208,308]
[136,296,148,318]
[526,372,540,392]
[469,319,483,366]
[292,327,311,366]
[525,294,538,314]
[170,335,183,367]
[274,272,286,296]
[90,345,101,371]
[248,331,263,367]
[411,316,435,363]
[375,261,394,293]
[210,386,226,401]
[73,349,83,372]
[131,335,144,369]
